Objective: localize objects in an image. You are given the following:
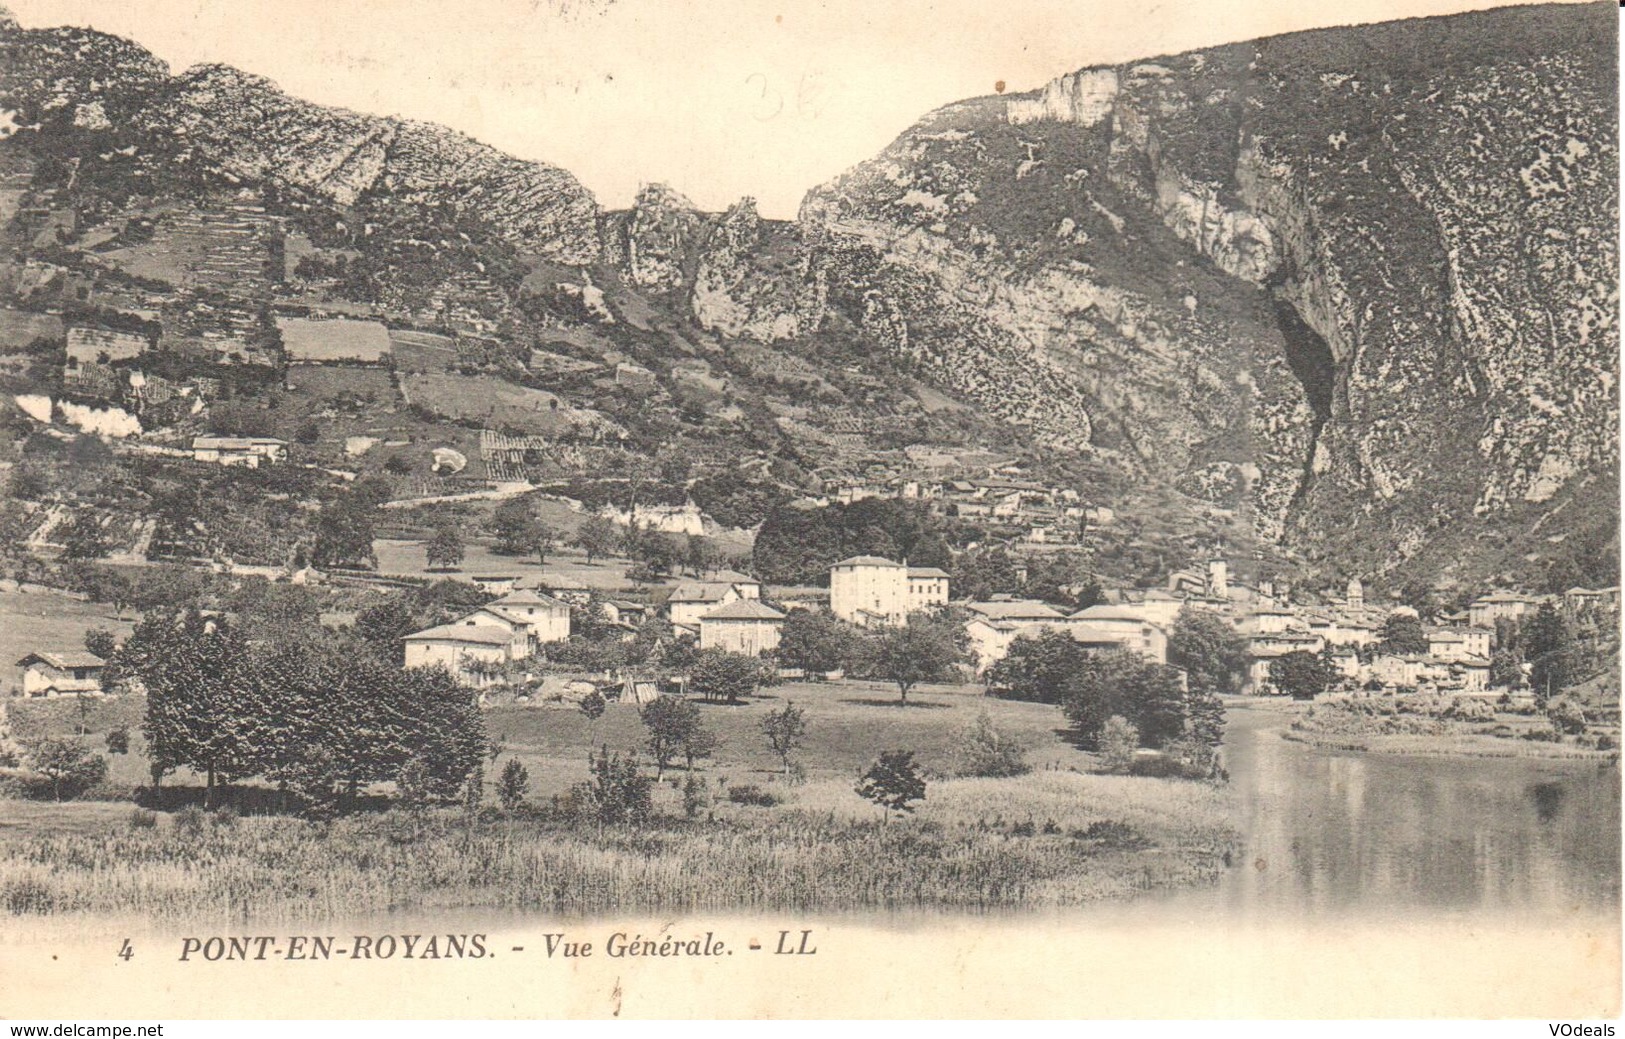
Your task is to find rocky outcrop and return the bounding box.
[0,34,601,263]
[691,199,809,341]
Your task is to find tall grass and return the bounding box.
[0,772,1235,924]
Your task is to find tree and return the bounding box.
[27,737,108,801]
[1490,648,1525,690]
[685,535,721,576]
[1059,651,1193,748]
[496,758,530,812]
[579,690,607,722]
[689,650,762,704]
[762,702,808,774]
[1524,602,1570,661]
[986,629,1093,704]
[1168,607,1250,698]
[83,627,118,662]
[579,746,653,826]
[354,595,423,663]
[1378,613,1429,656]
[312,496,377,570]
[491,499,552,560]
[1270,650,1338,701]
[575,516,622,565]
[425,524,465,571]
[856,750,926,819]
[60,510,110,560]
[866,614,967,702]
[640,695,713,776]
[776,609,860,676]
[127,611,270,807]
[954,710,1030,777]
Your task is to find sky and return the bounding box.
[6,0,1597,217]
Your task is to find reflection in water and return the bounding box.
[1176,705,1622,922]
[1531,781,1567,824]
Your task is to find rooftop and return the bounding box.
[490,588,568,608]
[402,624,514,646]
[701,600,787,622]
[832,555,904,569]
[17,651,106,670]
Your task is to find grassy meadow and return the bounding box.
[0,678,1239,921]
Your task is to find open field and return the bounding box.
[372,536,639,591]
[486,679,1080,799]
[0,677,1236,919]
[0,589,132,693]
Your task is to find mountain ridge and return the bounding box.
[0,2,1616,594]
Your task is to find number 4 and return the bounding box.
[117,938,134,961]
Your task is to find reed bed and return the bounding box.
[0,773,1235,924]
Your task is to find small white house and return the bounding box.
[402,623,525,687]
[16,651,106,698]
[192,435,288,467]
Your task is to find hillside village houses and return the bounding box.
[699,599,787,655]
[666,572,764,628]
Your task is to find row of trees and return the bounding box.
[121,610,486,812]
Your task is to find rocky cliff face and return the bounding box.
[688,1,1616,584]
[0,30,600,263]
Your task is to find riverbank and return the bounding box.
[1281,694,1620,760]
[0,771,1236,922]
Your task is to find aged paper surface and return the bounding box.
[0,0,1618,1021]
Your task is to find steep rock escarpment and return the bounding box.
[0,33,601,263]
[695,1,1616,578]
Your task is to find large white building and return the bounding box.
[829,556,949,627]
[1068,605,1169,665]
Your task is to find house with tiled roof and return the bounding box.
[699,599,786,655]
[16,651,106,698]
[402,621,527,687]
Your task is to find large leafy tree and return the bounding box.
[775,609,861,676]
[1168,607,1250,698]
[856,749,927,819]
[425,524,465,571]
[984,629,1090,704]
[1270,650,1339,701]
[491,499,552,560]
[574,516,622,564]
[1378,613,1429,656]
[1059,651,1192,748]
[312,495,377,570]
[126,610,276,806]
[865,613,969,703]
[688,650,763,704]
[639,695,716,776]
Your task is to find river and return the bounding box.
[1155,701,1622,924]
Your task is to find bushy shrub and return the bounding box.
[211,805,240,828]
[1097,715,1139,775]
[1072,820,1151,851]
[1443,697,1496,722]
[1547,698,1588,735]
[954,710,1030,778]
[726,783,778,807]
[127,808,158,830]
[682,774,710,818]
[174,805,207,836]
